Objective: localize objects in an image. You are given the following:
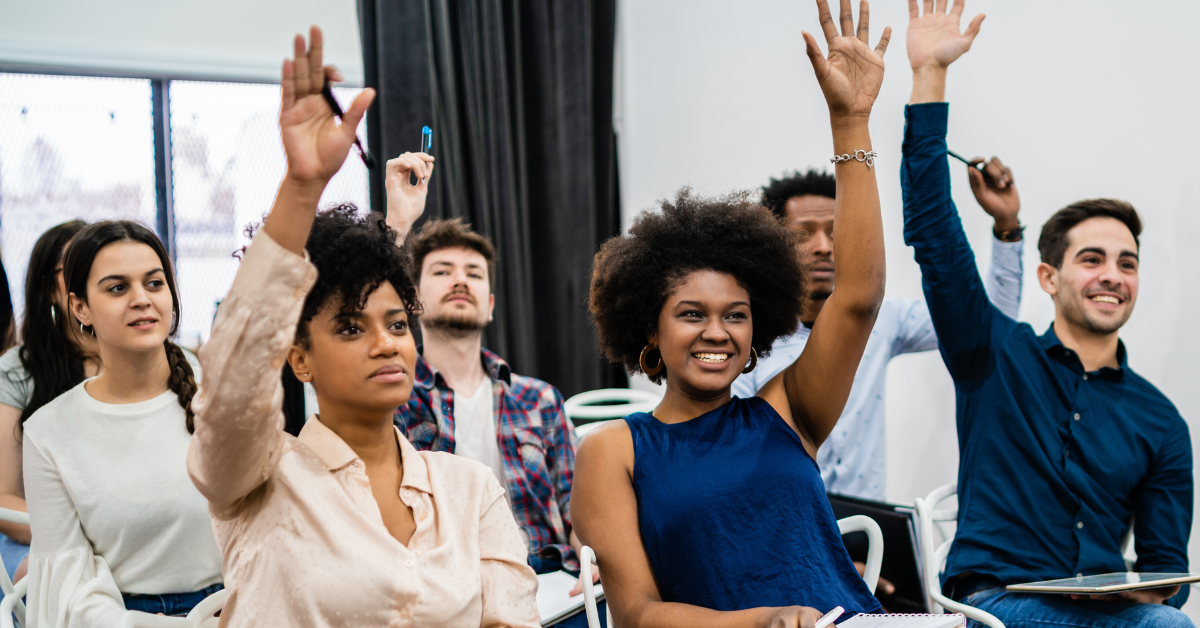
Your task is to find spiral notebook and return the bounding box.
[838,613,965,627]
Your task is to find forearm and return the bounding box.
[626,601,780,628]
[263,176,326,255]
[0,493,29,543]
[984,238,1024,319]
[910,66,946,104]
[827,116,886,317]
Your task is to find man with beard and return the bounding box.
[393,218,586,588]
[902,1,1192,626]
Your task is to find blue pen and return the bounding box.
[420,126,433,183]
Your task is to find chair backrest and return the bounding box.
[914,483,1007,628]
[0,508,29,627]
[0,577,28,628]
[565,389,661,423]
[577,515,885,628]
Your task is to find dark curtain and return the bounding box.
[358,0,623,397]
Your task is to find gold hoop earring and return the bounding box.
[639,344,664,377]
[742,347,758,374]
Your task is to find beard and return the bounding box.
[423,309,488,336]
[1060,292,1132,335]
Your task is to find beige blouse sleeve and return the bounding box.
[187,232,317,512]
[477,475,540,628]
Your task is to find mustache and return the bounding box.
[441,288,476,304]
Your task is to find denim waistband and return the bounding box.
[122,583,224,617]
[949,573,1004,602]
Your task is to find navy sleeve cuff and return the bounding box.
[904,102,949,138]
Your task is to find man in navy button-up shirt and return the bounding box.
[901,2,1193,626]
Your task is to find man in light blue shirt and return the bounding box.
[732,166,1024,500]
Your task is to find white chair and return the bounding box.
[577,515,884,628]
[565,389,661,439]
[914,483,1005,628]
[0,507,29,628]
[119,588,227,628]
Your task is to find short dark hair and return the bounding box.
[1038,199,1142,268]
[589,188,805,383]
[410,218,496,290]
[761,168,836,220]
[292,205,421,348]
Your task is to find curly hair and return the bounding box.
[589,188,805,383]
[761,168,836,220]
[247,204,422,347]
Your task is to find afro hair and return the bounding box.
[761,168,836,220]
[248,204,421,347]
[589,188,805,383]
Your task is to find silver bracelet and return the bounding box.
[830,150,878,169]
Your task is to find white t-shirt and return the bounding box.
[23,380,223,627]
[452,378,507,491]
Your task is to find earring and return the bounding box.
[639,344,664,377]
[51,305,58,324]
[79,322,95,337]
[742,347,758,374]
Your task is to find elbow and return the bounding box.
[838,271,886,321]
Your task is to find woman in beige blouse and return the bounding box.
[186,27,538,628]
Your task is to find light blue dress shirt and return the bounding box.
[731,236,1023,500]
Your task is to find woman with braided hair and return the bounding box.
[22,220,222,624]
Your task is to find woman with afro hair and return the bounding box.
[573,2,892,626]
[185,27,538,628]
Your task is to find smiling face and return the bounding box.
[70,240,174,354]
[652,269,753,396]
[783,195,836,302]
[290,281,418,414]
[417,246,494,335]
[1038,216,1139,335]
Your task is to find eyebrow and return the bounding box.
[430,260,484,270]
[1075,247,1139,261]
[96,268,164,284]
[677,300,751,308]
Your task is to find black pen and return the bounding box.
[948,149,983,171]
[321,82,376,169]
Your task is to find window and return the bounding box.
[0,73,157,321]
[0,72,370,345]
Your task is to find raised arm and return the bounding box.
[761,0,891,450]
[384,152,435,243]
[188,27,374,510]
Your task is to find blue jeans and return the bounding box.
[122,584,224,617]
[960,586,1195,628]
[0,533,29,582]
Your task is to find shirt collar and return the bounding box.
[1039,324,1127,380]
[414,346,513,391]
[296,418,433,494]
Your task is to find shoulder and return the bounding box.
[1122,370,1188,430]
[507,373,564,409]
[575,419,633,469]
[22,381,86,443]
[0,347,32,409]
[0,347,26,374]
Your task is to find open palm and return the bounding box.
[279,27,374,184]
[907,0,985,70]
[803,0,891,119]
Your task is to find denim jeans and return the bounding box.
[122,583,224,617]
[0,533,29,582]
[960,585,1195,628]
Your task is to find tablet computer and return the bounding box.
[1006,572,1200,594]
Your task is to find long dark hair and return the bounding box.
[61,221,197,433]
[17,221,89,424]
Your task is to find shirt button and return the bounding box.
[292,287,305,299]
[1077,573,1084,578]
[399,608,410,619]
[419,511,428,521]
[1082,374,1089,381]
[405,559,415,567]
[270,357,283,369]
[1073,413,1081,421]
[1077,521,1084,529]
[403,490,412,498]
[413,549,421,555]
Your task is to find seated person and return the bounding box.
[573,3,892,625]
[24,220,219,623]
[393,216,581,576]
[0,221,97,585]
[733,166,1023,501]
[902,3,1192,626]
[186,27,538,627]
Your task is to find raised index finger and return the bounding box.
[815,0,840,43]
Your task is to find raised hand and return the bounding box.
[802,0,892,120]
[384,152,435,241]
[279,26,376,185]
[967,156,1020,232]
[907,0,985,72]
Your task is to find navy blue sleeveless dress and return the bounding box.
[627,396,881,615]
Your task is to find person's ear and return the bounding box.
[69,293,92,327]
[487,293,495,323]
[287,346,312,383]
[1037,262,1059,298]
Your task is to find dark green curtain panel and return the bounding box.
[358,0,623,396]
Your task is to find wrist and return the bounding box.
[909,65,947,104]
[993,220,1023,241]
[281,173,330,201]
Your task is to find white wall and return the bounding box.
[0,0,363,84]
[617,0,1200,611]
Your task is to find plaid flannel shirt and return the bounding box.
[394,348,579,569]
